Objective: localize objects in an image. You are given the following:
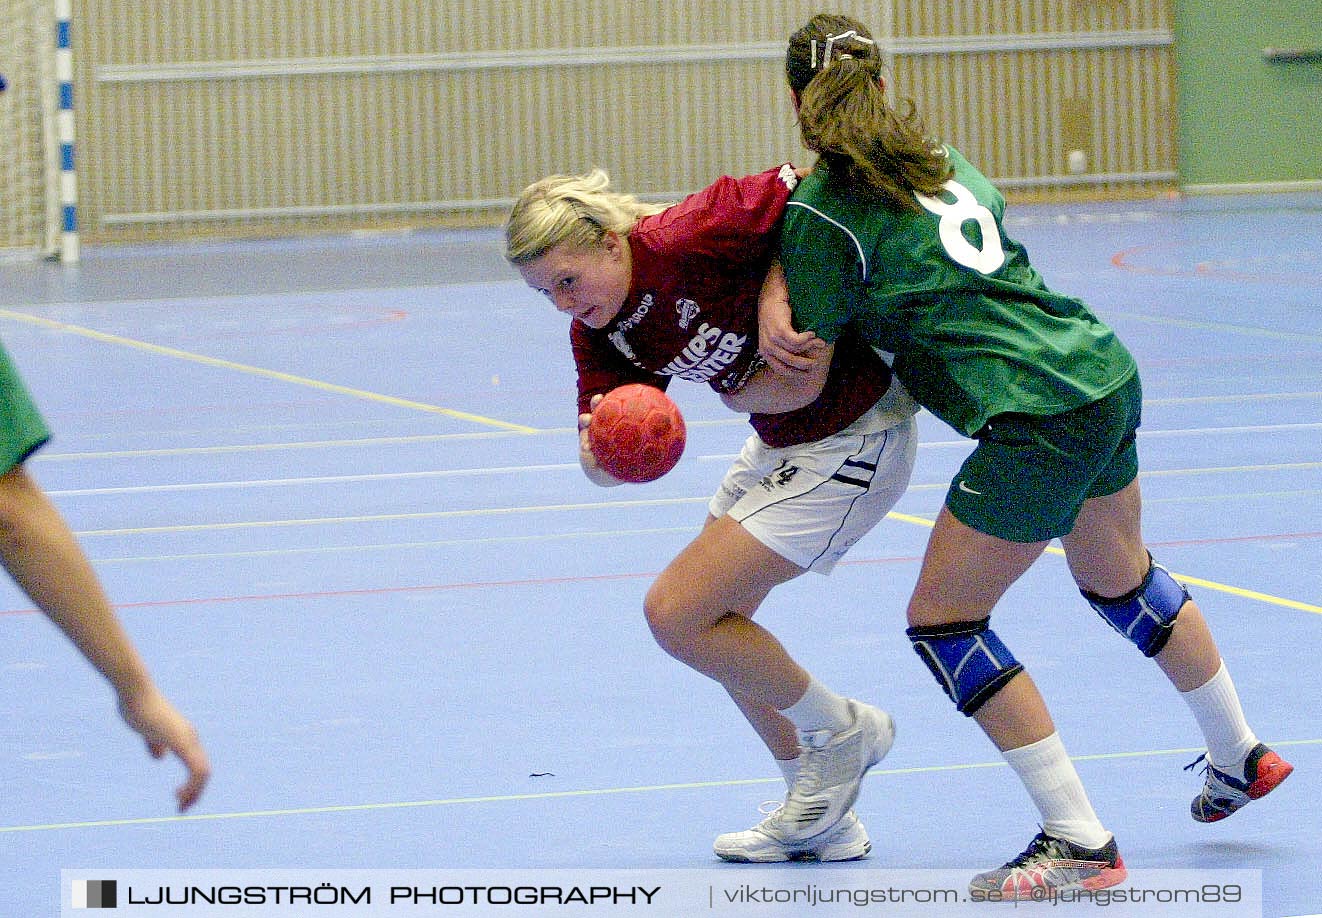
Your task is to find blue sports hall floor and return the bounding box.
[1,191,1318,917]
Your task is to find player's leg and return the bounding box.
[1061,479,1220,690]
[1062,480,1293,822]
[647,512,882,863]
[727,684,799,761]
[647,509,884,753]
[645,512,810,709]
[719,690,872,864]
[909,507,1120,894]
[697,411,913,858]
[912,405,1125,899]
[906,505,1050,749]
[662,411,912,726]
[1055,372,1209,683]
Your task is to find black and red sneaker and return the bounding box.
[969,831,1127,900]
[1188,743,1294,823]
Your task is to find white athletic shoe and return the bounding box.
[775,700,895,844]
[714,804,872,862]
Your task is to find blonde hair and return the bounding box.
[504,169,669,265]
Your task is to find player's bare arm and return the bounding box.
[720,342,833,415]
[577,394,625,487]
[0,465,211,811]
[757,259,824,373]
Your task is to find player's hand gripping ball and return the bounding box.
[588,384,686,483]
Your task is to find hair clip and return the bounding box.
[823,29,874,65]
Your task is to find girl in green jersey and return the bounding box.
[760,12,1292,899]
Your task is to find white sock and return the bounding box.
[1003,733,1111,850]
[1181,660,1258,770]
[779,676,853,735]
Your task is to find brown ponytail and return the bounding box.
[787,14,951,211]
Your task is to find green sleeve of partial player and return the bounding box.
[0,342,51,472]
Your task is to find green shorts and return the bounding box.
[945,370,1142,543]
[0,342,51,473]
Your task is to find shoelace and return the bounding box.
[1183,753,1209,775]
[790,734,836,796]
[1004,830,1056,868]
[753,799,790,830]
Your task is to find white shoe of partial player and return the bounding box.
[714,805,872,863]
[774,700,895,844]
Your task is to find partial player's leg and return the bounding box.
[910,393,1135,899]
[1062,480,1293,822]
[906,506,1051,749]
[646,510,889,762]
[645,512,809,709]
[726,686,798,762]
[1062,479,1218,689]
[647,514,887,861]
[908,508,1122,897]
[698,414,914,859]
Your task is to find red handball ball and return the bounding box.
[588,384,686,483]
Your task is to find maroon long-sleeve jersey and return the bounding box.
[570,165,890,448]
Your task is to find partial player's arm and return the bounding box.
[756,259,825,375]
[577,394,625,487]
[0,465,210,811]
[724,259,831,413]
[720,345,833,414]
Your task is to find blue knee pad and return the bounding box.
[1082,556,1189,657]
[906,618,1024,716]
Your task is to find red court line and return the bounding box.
[1,532,1316,618]
[0,554,923,618]
[1111,244,1322,284]
[1139,531,1322,548]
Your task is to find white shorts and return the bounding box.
[708,389,918,574]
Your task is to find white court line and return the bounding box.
[1137,421,1322,436]
[91,527,705,565]
[1140,461,1322,477]
[59,488,1322,563]
[44,459,1322,499]
[2,738,1317,835]
[46,464,587,496]
[30,418,1322,465]
[31,430,563,461]
[81,499,1322,565]
[73,497,713,537]
[1145,390,1322,404]
[1145,488,1322,505]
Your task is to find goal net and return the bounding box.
[0,0,58,258]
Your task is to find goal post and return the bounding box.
[1,0,76,262]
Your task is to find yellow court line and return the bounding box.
[1167,574,1322,615]
[0,309,537,433]
[4,739,1317,834]
[66,505,1322,615]
[886,512,1322,615]
[7,305,1314,615]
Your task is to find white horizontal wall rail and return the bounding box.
[96,30,1174,84]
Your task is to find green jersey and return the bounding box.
[780,146,1136,436]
